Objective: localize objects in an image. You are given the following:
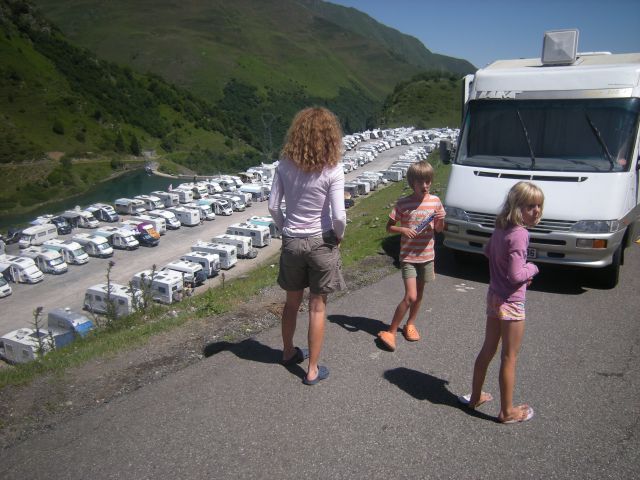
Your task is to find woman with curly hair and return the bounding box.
[268,107,347,385]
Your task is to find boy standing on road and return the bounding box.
[378,161,445,351]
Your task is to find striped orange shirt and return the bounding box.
[390,193,444,263]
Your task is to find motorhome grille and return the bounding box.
[474,171,587,182]
[465,211,576,232]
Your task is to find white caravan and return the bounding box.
[84,283,141,317]
[86,203,119,222]
[151,190,180,208]
[180,251,221,278]
[184,202,216,221]
[72,233,114,258]
[0,255,45,283]
[226,222,271,247]
[134,194,164,211]
[131,269,184,304]
[18,224,58,249]
[0,328,52,364]
[247,216,281,239]
[191,241,237,270]
[114,198,146,215]
[0,276,12,297]
[173,188,194,204]
[443,30,640,288]
[131,214,167,235]
[239,184,268,202]
[162,260,207,287]
[42,239,89,265]
[94,227,139,250]
[148,209,181,229]
[20,246,68,274]
[47,307,95,348]
[213,234,257,259]
[61,209,99,229]
[209,198,233,216]
[168,206,201,226]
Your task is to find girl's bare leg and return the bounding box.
[469,316,501,407]
[498,320,528,422]
[306,293,327,381]
[281,290,304,362]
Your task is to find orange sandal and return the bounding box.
[377,331,397,351]
[403,325,420,341]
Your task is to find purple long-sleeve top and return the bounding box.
[268,158,346,239]
[485,225,538,302]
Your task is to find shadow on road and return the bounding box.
[384,367,495,422]
[328,314,388,337]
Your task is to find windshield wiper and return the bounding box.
[516,110,536,169]
[585,112,614,170]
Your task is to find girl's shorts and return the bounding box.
[486,291,525,321]
[401,261,435,282]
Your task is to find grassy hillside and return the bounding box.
[378,71,463,129]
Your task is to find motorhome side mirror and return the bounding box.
[439,140,452,165]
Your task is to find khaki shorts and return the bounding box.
[278,230,346,294]
[401,261,435,282]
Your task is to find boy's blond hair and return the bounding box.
[406,161,434,188]
[496,181,545,229]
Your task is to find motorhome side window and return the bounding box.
[459,98,639,172]
[118,299,125,305]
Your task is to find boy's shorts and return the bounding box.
[401,261,435,282]
[278,230,346,294]
[486,291,526,321]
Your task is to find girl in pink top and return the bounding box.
[460,181,544,424]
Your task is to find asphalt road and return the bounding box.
[0,144,409,333]
[2,227,639,479]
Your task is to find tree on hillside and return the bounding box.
[130,134,141,156]
[115,132,125,152]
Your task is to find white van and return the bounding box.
[148,209,181,229]
[180,251,220,278]
[0,275,12,297]
[42,239,89,265]
[94,227,140,250]
[443,31,640,288]
[191,241,237,270]
[20,246,68,274]
[0,255,45,283]
[131,269,184,304]
[18,224,58,249]
[72,233,114,258]
[213,234,257,259]
[226,222,271,247]
[84,283,141,317]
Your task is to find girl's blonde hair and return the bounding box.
[496,181,545,229]
[280,107,343,173]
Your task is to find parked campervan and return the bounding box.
[84,283,140,317]
[0,255,45,283]
[131,269,184,304]
[162,260,206,287]
[173,188,194,204]
[72,233,114,258]
[42,239,89,265]
[381,169,403,182]
[202,181,223,194]
[211,177,236,192]
[168,206,201,226]
[31,214,72,234]
[180,251,220,278]
[131,215,167,235]
[344,183,359,199]
[240,184,269,202]
[47,307,94,347]
[86,203,119,222]
[18,224,58,249]
[209,198,233,216]
[184,202,215,221]
[148,209,181,229]
[114,198,146,215]
[134,194,164,211]
[61,209,99,229]
[177,182,208,200]
[120,221,160,247]
[0,275,12,297]
[94,227,139,250]
[151,190,179,208]
[191,241,237,269]
[213,234,257,259]
[247,216,281,239]
[226,222,271,247]
[212,193,244,212]
[0,328,51,364]
[20,246,68,274]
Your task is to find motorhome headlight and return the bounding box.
[444,207,470,222]
[570,220,619,233]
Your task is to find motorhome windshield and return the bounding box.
[458,98,639,172]
[49,257,64,266]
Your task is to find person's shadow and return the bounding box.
[202,338,306,379]
[384,367,496,422]
[328,314,395,351]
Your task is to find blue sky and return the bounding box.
[329,0,639,68]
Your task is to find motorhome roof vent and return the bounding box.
[541,29,579,65]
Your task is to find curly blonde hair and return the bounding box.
[496,181,545,229]
[280,107,343,172]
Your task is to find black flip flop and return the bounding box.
[281,347,309,366]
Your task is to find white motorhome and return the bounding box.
[151,190,180,208]
[0,328,52,364]
[177,182,208,199]
[202,180,223,194]
[213,234,257,259]
[168,206,201,226]
[20,246,68,274]
[42,239,89,265]
[62,209,99,229]
[94,227,140,250]
[240,184,268,202]
[131,214,167,235]
[86,203,119,222]
[180,251,220,278]
[173,188,194,204]
[148,209,181,229]
[226,222,271,247]
[209,198,233,216]
[18,224,58,249]
[131,269,184,304]
[443,30,640,288]
[191,241,237,269]
[47,307,94,347]
[212,193,244,212]
[381,169,403,182]
[184,202,215,221]
[247,216,281,239]
[0,275,12,297]
[134,194,165,211]
[114,198,146,215]
[162,260,207,286]
[0,255,45,283]
[72,233,114,258]
[84,283,141,317]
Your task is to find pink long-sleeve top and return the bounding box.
[268,158,346,239]
[485,224,538,302]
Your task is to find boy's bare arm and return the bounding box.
[433,207,446,233]
[386,218,417,238]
